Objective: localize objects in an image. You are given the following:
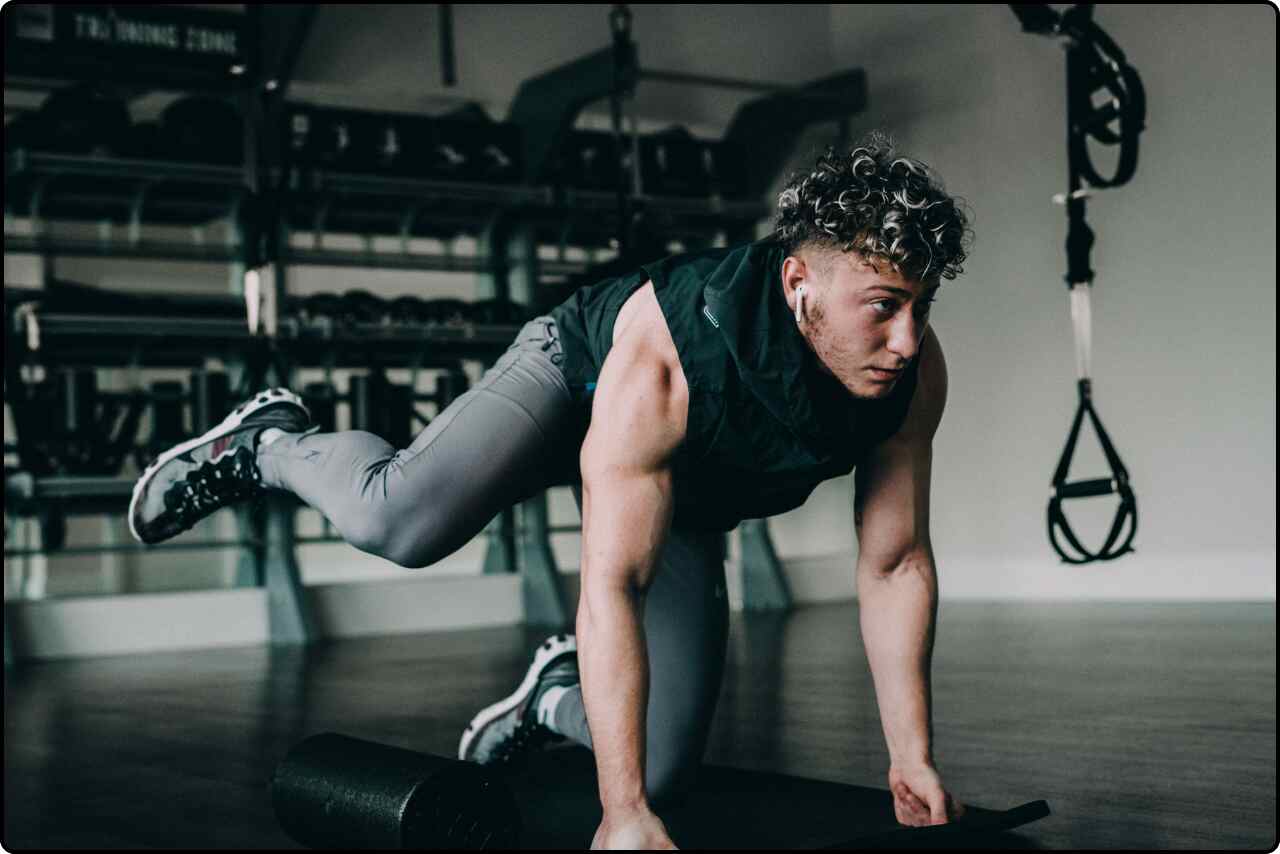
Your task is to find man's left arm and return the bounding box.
[853,326,964,827]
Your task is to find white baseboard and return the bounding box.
[309,573,522,638]
[5,588,269,660]
[935,549,1276,601]
[6,574,521,662]
[520,548,1277,614]
[757,548,1277,603]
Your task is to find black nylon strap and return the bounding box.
[1048,381,1138,563]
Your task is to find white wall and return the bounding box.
[4,5,1275,615]
[796,3,1276,598]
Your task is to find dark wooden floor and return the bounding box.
[4,601,1276,850]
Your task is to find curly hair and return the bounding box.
[773,131,972,283]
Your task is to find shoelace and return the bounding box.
[167,447,262,523]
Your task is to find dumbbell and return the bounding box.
[11,378,62,476]
[420,299,472,325]
[299,293,345,324]
[311,108,364,173]
[119,120,165,161]
[296,291,388,327]
[640,126,712,198]
[557,129,628,191]
[283,104,320,179]
[388,295,431,325]
[429,111,524,185]
[38,370,145,477]
[468,298,528,326]
[32,84,132,156]
[20,370,97,475]
[470,122,523,185]
[367,112,412,175]
[160,96,243,165]
[340,290,390,325]
[424,118,472,182]
[709,141,751,199]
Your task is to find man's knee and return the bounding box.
[343,513,394,562]
[344,512,445,569]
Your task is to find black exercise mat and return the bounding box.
[502,747,1049,850]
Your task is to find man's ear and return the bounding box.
[781,255,812,313]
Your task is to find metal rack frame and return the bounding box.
[5,7,875,666]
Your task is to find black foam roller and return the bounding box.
[271,733,520,850]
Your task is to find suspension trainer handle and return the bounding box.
[1047,379,1139,564]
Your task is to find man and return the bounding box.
[130,132,971,849]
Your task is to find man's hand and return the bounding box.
[888,761,965,826]
[591,806,678,850]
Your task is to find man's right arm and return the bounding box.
[577,307,688,849]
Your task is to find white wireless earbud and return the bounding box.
[795,285,807,323]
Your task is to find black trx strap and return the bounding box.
[1048,380,1138,564]
[1012,4,1145,564]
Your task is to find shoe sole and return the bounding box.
[127,388,309,544]
[458,633,577,762]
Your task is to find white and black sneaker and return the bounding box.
[128,388,311,544]
[458,634,579,767]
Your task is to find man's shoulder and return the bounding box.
[919,326,947,402]
[894,326,948,443]
[586,282,691,467]
[612,282,683,379]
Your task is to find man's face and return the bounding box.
[790,250,937,401]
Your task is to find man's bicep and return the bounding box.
[854,436,934,572]
[581,322,687,475]
[854,328,947,573]
[579,339,687,587]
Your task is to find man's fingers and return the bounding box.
[927,790,947,825]
[891,773,965,828]
[894,801,927,827]
[893,785,925,811]
[901,781,945,826]
[894,788,930,826]
[894,782,925,806]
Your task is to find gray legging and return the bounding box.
[257,316,728,804]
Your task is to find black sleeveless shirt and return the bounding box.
[549,238,919,531]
